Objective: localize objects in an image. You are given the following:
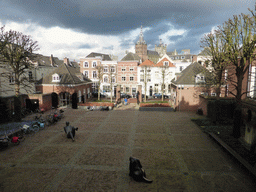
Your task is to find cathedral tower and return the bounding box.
[135,26,148,62]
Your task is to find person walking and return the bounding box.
[136,91,140,105]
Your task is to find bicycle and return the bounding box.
[34,115,46,130]
[21,123,39,136]
[0,131,24,150]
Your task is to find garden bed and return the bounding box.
[79,102,114,107]
[191,118,256,166]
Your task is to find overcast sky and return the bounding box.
[0,0,254,61]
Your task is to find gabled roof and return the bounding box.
[139,59,155,67]
[147,50,159,56]
[121,52,141,61]
[37,63,91,85]
[173,62,212,85]
[86,52,112,61]
[152,54,175,67]
[32,54,63,67]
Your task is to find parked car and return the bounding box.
[92,92,105,98]
[121,93,132,98]
[153,93,169,99]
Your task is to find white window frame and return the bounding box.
[111,66,115,72]
[104,76,108,83]
[122,77,126,81]
[92,61,97,67]
[83,70,89,78]
[93,71,97,78]
[103,66,108,73]
[52,73,60,82]
[164,61,169,66]
[122,67,126,71]
[130,76,134,81]
[130,67,134,71]
[84,61,89,68]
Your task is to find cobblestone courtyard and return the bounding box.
[0,108,256,191]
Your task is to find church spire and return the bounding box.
[137,25,146,45]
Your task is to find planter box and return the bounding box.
[140,103,171,107]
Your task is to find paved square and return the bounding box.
[0,109,256,192]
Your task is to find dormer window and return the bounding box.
[195,73,205,84]
[164,61,169,66]
[52,73,60,82]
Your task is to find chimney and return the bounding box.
[64,57,69,65]
[50,54,53,66]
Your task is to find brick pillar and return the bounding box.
[116,85,121,103]
[138,85,142,103]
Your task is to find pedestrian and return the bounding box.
[137,91,140,105]
[124,97,128,105]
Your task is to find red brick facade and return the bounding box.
[117,61,139,95]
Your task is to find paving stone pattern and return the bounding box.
[0,107,256,191]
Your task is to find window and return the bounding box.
[140,78,144,82]
[84,62,89,68]
[83,71,88,78]
[180,66,183,71]
[103,66,108,73]
[126,87,129,93]
[111,66,115,72]
[140,70,144,72]
[147,79,151,82]
[122,77,126,81]
[104,76,108,83]
[28,71,33,81]
[93,61,97,67]
[175,57,179,59]
[171,57,174,59]
[181,56,185,59]
[130,76,134,81]
[9,73,15,84]
[122,67,126,71]
[164,61,169,66]
[93,71,97,78]
[130,68,134,71]
[111,77,115,83]
[52,73,60,82]
[147,70,151,72]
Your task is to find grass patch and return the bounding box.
[191,118,256,166]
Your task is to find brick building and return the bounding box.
[36,59,92,108]
[79,52,117,95]
[117,52,140,96]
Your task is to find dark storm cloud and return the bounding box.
[1,0,254,35]
[1,0,254,57]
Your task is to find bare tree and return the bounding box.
[160,65,169,101]
[95,64,104,100]
[140,65,151,102]
[0,26,39,96]
[108,65,117,103]
[220,10,256,102]
[200,31,228,98]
